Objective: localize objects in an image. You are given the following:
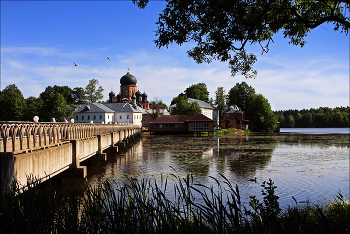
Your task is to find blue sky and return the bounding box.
[1,1,349,111]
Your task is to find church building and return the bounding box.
[73,69,149,126]
[109,70,151,110]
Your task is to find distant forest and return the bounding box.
[274,106,349,128]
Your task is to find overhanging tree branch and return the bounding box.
[133,0,350,78]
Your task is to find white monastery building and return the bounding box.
[73,102,143,126]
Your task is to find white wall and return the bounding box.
[73,112,113,124]
[73,112,142,125]
[201,108,213,119]
[116,112,142,126]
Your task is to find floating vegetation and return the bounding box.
[88,133,348,208]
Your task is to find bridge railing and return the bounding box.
[0,122,140,154]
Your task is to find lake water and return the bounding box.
[84,130,349,209]
[280,128,350,134]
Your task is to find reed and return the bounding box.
[0,174,349,234]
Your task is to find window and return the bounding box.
[127,115,129,119]
[108,115,110,119]
[163,124,175,128]
[126,91,128,96]
[94,115,96,120]
[120,115,122,119]
[154,124,163,128]
[76,116,78,120]
[82,116,84,120]
[88,115,90,120]
[100,115,102,119]
[193,123,209,131]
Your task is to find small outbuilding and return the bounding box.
[149,113,214,133]
[169,98,219,127]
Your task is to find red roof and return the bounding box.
[151,113,214,124]
[187,113,214,122]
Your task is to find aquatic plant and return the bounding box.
[0,174,349,234]
[215,128,248,136]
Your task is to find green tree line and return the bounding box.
[0,79,104,122]
[274,107,350,128]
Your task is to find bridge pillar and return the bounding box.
[66,140,87,179]
[110,132,119,152]
[97,135,103,154]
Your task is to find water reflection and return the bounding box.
[217,136,277,178]
[84,133,349,208]
[276,133,349,148]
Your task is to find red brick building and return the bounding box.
[222,105,249,129]
[109,70,150,109]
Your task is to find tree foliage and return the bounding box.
[184,83,210,103]
[150,98,168,111]
[171,93,187,106]
[134,0,349,78]
[226,82,255,111]
[274,106,350,128]
[171,95,202,115]
[0,83,94,122]
[284,114,295,128]
[54,86,75,105]
[225,82,276,131]
[39,85,74,105]
[0,84,27,121]
[39,91,67,122]
[214,86,226,127]
[71,87,88,104]
[149,97,169,119]
[249,94,277,132]
[85,79,104,103]
[23,96,43,121]
[38,85,77,122]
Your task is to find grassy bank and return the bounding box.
[215,128,250,136]
[1,175,349,234]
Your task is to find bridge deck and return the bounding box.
[0,122,139,154]
[0,122,141,194]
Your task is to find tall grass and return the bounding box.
[1,175,349,234]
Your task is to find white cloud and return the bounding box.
[1,46,348,110]
[250,55,349,110]
[1,46,59,56]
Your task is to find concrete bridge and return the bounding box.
[0,122,141,193]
